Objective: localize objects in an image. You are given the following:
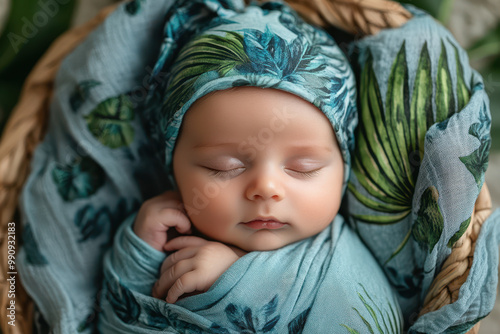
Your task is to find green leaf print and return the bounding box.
[85,94,135,149]
[105,279,141,325]
[451,42,470,111]
[447,216,471,248]
[459,123,491,189]
[222,295,281,333]
[349,39,471,262]
[125,0,144,15]
[385,42,413,191]
[435,41,455,123]
[141,303,169,330]
[74,199,140,243]
[52,156,105,201]
[69,80,101,112]
[349,47,414,225]
[163,31,250,119]
[288,306,311,334]
[74,204,111,243]
[141,305,209,332]
[412,186,444,253]
[341,284,403,334]
[22,224,49,265]
[409,41,433,161]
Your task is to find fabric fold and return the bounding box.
[104,213,166,295]
[100,216,403,333]
[347,5,500,332]
[17,1,176,332]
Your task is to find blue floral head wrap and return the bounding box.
[150,0,357,189]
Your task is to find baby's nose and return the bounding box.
[245,167,285,201]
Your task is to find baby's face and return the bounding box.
[173,87,344,251]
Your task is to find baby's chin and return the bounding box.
[233,233,301,252]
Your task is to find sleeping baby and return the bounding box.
[100,0,403,333]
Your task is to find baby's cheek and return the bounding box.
[189,198,234,237]
[181,180,227,217]
[309,199,338,224]
[303,187,342,223]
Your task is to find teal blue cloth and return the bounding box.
[15,0,500,333]
[101,214,402,333]
[147,0,357,191]
[346,6,500,332]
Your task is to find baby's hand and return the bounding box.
[152,236,244,303]
[133,191,191,252]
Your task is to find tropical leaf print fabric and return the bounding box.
[101,215,402,333]
[347,6,500,332]
[100,1,400,333]
[16,1,175,332]
[151,0,357,190]
[15,0,385,333]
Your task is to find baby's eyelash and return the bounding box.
[300,169,321,177]
[205,167,321,178]
[208,169,228,177]
[206,167,244,177]
[287,168,321,178]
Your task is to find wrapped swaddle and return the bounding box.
[101,1,404,333]
[346,6,500,332]
[15,0,499,333]
[17,0,402,333]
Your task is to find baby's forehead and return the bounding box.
[184,87,324,123]
[180,87,338,148]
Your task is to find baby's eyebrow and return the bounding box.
[192,142,239,150]
[286,144,334,154]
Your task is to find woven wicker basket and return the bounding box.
[0,1,492,333]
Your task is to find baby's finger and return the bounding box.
[164,236,208,251]
[153,259,193,300]
[160,247,198,275]
[166,271,200,304]
[158,191,188,216]
[158,208,192,234]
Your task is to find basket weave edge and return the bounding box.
[0,4,120,333]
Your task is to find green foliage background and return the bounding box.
[0,0,76,134]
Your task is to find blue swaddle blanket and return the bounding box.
[101,213,402,333]
[346,6,500,332]
[16,0,499,333]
